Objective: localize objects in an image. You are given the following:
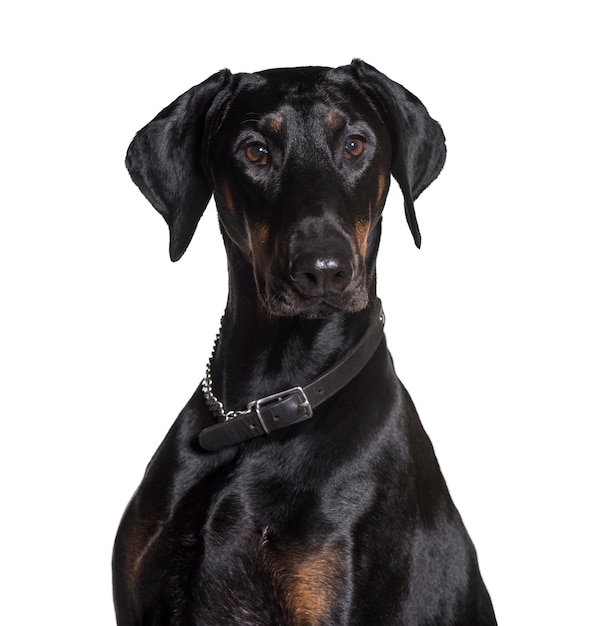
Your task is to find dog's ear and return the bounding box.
[351,60,446,248]
[126,69,233,261]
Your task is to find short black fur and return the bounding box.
[113,60,496,625]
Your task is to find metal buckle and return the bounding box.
[249,386,313,434]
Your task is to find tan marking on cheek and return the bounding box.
[355,218,371,258]
[376,171,388,207]
[248,222,272,279]
[220,178,236,215]
[253,222,270,248]
[216,181,254,257]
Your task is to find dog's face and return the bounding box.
[208,68,392,318]
[126,61,446,318]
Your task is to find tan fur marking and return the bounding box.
[122,520,164,604]
[253,222,270,248]
[287,550,341,624]
[376,171,387,206]
[221,178,235,215]
[327,111,344,130]
[355,218,370,258]
[266,114,283,133]
[268,544,344,626]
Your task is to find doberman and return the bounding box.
[113,60,497,625]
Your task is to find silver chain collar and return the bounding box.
[202,318,253,422]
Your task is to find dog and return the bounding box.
[113,60,497,625]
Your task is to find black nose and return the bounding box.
[290,252,353,296]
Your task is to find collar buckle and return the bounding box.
[250,386,313,434]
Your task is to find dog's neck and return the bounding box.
[210,234,381,414]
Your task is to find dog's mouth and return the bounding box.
[261,293,369,319]
[257,273,369,319]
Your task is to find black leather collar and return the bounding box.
[198,300,385,451]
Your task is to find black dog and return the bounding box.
[113,60,496,625]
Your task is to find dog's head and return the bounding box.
[126,60,445,318]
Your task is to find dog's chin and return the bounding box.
[260,289,369,319]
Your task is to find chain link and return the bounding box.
[202,317,253,421]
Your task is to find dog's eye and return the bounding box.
[343,137,366,159]
[245,144,270,166]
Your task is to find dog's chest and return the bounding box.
[204,493,351,625]
[125,488,351,626]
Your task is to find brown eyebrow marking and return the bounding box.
[265,114,284,133]
[327,111,344,131]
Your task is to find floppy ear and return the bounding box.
[351,60,446,248]
[126,69,233,261]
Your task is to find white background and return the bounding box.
[2,1,612,624]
